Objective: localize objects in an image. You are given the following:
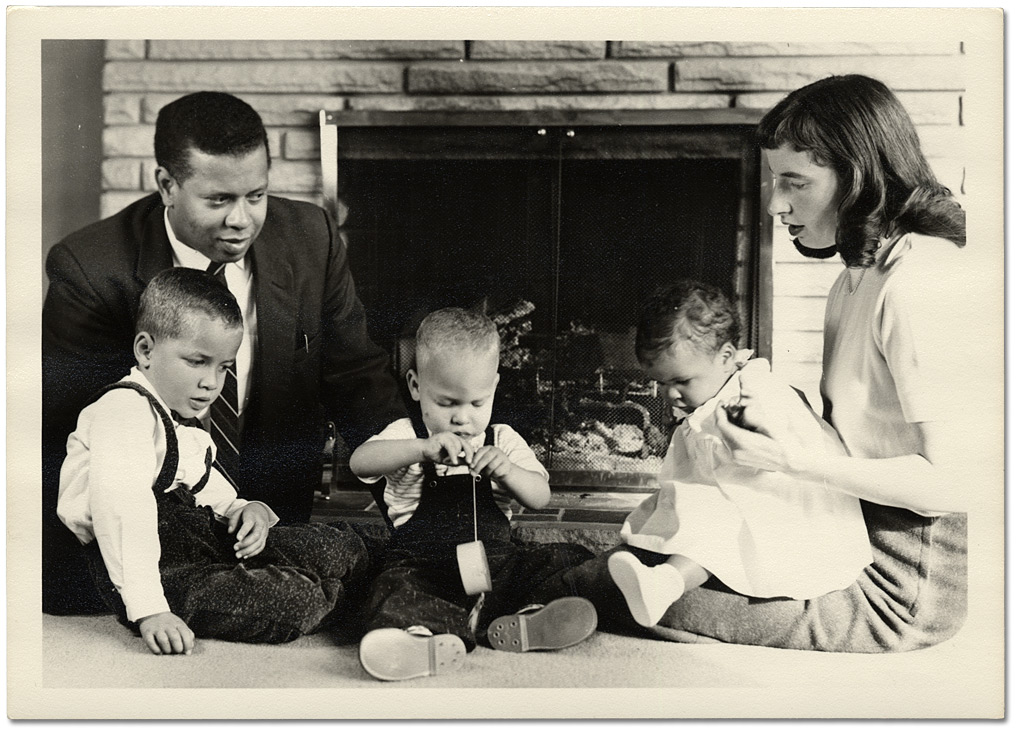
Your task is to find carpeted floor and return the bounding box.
[35,606,997,719]
[31,519,997,718]
[41,609,966,691]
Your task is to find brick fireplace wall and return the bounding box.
[99,39,967,400]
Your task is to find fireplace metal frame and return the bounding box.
[319,106,774,358]
[317,108,776,493]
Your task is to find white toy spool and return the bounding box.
[457,539,492,595]
[456,473,492,595]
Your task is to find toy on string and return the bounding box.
[457,472,492,595]
[455,463,492,634]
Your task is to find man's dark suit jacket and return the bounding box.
[42,193,405,611]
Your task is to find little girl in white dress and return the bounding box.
[609,280,873,627]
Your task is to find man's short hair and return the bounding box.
[137,267,243,340]
[415,307,500,367]
[154,91,270,181]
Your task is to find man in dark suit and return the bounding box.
[43,91,405,614]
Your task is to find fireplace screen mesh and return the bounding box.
[338,124,758,489]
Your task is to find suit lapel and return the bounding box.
[250,222,297,410]
[136,196,174,286]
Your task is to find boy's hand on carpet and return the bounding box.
[138,612,195,656]
[229,503,270,559]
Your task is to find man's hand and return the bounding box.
[228,503,270,559]
[137,612,195,656]
[470,445,513,481]
[420,432,475,467]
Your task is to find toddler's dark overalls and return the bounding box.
[84,381,371,644]
[361,412,593,650]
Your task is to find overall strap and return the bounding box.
[86,381,179,493]
[409,408,429,440]
[190,447,214,494]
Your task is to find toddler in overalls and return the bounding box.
[351,307,597,681]
[57,268,369,655]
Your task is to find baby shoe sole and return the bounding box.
[359,628,466,681]
[487,596,597,653]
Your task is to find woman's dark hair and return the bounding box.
[635,280,741,364]
[155,91,270,182]
[756,74,965,267]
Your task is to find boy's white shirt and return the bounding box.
[56,367,278,622]
[357,418,549,529]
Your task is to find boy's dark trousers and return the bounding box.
[83,381,371,644]
[361,423,593,651]
[89,499,370,644]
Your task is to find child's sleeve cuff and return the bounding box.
[124,590,173,624]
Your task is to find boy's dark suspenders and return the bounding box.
[87,381,179,493]
[85,381,212,500]
[81,380,185,626]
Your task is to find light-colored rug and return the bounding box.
[35,611,990,719]
[31,522,999,717]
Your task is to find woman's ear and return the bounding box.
[134,332,155,369]
[406,369,421,401]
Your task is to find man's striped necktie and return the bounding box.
[205,262,241,488]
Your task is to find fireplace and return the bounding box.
[320,110,769,492]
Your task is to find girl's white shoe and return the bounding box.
[608,551,685,627]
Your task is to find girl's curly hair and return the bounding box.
[635,279,741,364]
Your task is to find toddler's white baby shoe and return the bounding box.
[487,596,597,652]
[359,626,466,681]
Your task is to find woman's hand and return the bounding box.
[720,383,970,514]
[714,366,818,475]
[714,402,803,473]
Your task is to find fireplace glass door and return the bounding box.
[334,122,760,490]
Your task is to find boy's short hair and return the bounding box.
[415,307,500,367]
[155,91,270,182]
[137,267,243,340]
[635,279,741,363]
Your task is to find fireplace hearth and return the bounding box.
[320,110,768,491]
